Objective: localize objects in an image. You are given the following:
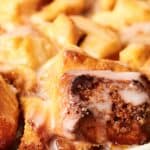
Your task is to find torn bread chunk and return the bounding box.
[20,51,150,148]
[0,75,19,149]
[33,69,150,146]
[20,51,131,150]
[58,70,150,145]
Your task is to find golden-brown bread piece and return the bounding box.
[119,43,150,71]
[19,97,45,150]
[0,75,19,149]
[19,50,131,149]
[0,25,57,70]
[20,50,150,149]
[19,124,44,150]
[71,16,121,59]
[141,58,150,80]
[0,0,52,24]
[31,0,89,21]
[0,0,23,23]
[120,22,150,46]
[92,0,150,29]
[0,63,36,94]
[0,63,36,149]
[19,51,133,148]
[99,0,116,10]
[32,14,82,49]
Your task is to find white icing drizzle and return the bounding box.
[119,89,149,106]
[48,139,58,150]
[88,88,112,117]
[88,102,112,122]
[126,143,150,150]
[63,117,79,132]
[68,70,142,81]
[90,102,111,113]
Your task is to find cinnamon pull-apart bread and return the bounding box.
[19,50,150,149]
[59,70,150,145]
[0,0,150,149]
[19,50,131,150]
[0,75,19,149]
